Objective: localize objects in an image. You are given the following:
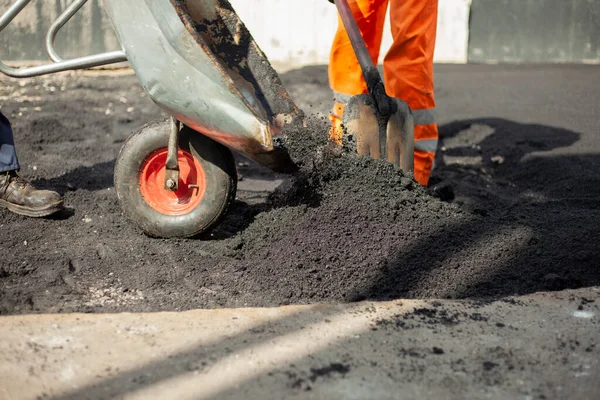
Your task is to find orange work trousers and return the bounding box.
[329,0,438,186]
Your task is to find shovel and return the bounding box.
[334,0,414,173]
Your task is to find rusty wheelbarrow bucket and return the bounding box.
[103,0,305,173]
[0,0,305,238]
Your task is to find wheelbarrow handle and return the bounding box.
[0,0,127,78]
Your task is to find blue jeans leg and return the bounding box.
[0,110,19,173]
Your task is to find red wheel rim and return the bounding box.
[139,148,206,216]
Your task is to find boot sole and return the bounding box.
[0,198,64,218]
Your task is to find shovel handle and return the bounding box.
[334,0,393,116]
[334,0,377,72]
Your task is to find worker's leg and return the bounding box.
[385,0,438,186]
[0,110,19,173]
[328,0,389,144]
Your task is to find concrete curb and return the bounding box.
[1,289,598,400]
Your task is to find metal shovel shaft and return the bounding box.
[334,0,393,117]
[334,0,376,73]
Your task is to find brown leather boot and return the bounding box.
[0,171,64,217]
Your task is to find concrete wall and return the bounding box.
[469,0,600,63]
[0,0,470,68]
[0,0,121,61]
[229,0,472,66]
[0,0,598,66]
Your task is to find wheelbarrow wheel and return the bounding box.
[114,118,237,238]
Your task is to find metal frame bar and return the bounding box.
[164,117,181,191]
[46,0,88,62]
[0,0,127,78]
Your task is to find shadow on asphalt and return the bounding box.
[346,117,600,300]
[46,306,346,400]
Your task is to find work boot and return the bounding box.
[427,176,454,202]
[0,170,64,217]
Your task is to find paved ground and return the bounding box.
[2,65,600,313]
[1,64,600,398]
[1,289,598,400]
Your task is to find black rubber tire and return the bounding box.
[114,118,237,238]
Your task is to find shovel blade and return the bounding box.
[342,94,414,174]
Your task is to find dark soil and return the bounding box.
[1,65,599,314]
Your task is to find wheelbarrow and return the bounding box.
[0,0,306,238]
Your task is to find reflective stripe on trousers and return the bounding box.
[412,108,438,154]
[330,94,438,174]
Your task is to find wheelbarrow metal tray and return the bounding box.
[102,0,304,172]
